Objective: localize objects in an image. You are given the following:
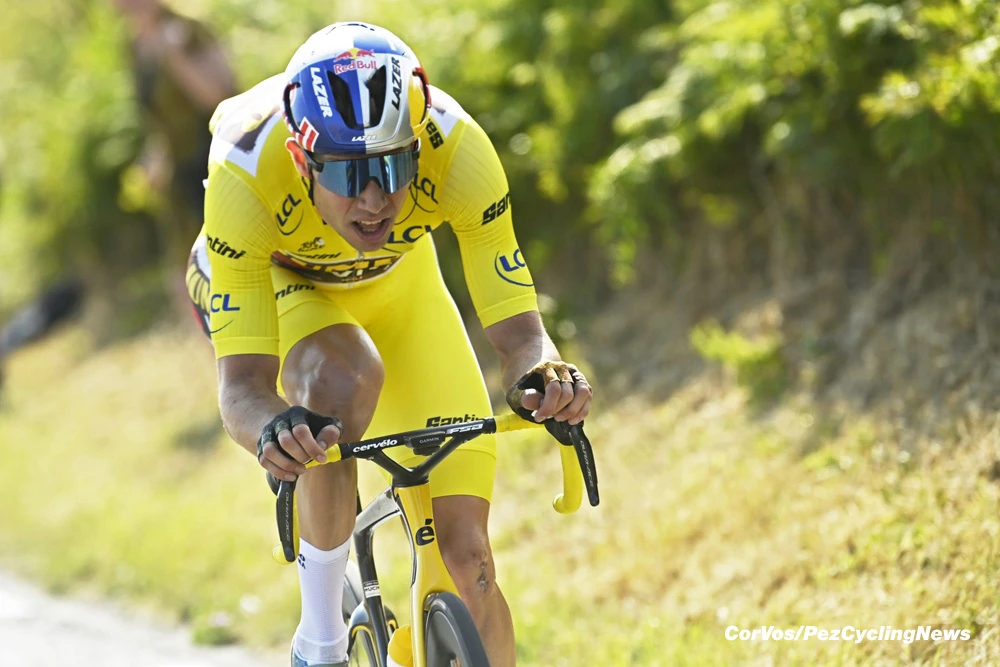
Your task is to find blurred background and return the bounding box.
[1,0,999,664]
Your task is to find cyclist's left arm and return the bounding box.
[442,116,591,425]
[485,312,592,425]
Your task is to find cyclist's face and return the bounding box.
[312,177,410,253]
[287,141,411,253]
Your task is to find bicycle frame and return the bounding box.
[349,481,460,667]
[271,413,599,667]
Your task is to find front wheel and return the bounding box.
[424,592,490,667]
[343,559,379,667]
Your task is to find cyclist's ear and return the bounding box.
[285,138,311,179]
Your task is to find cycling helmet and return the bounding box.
[283,22,431,157]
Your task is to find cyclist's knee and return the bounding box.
[282,324,384,441]
[440,525,496,597]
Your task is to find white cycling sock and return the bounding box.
[292,537,351,665]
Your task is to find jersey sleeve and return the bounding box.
[442,119,538,329]
[202,165,280,358]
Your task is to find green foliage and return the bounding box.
[590,0,1000,278]
[690,319,786,401]
[3,0,997,310]
[0,0,151,303]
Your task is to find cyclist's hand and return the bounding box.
[506,360,593,426]
[257,406,343,482]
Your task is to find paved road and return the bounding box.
[0,572,281,667]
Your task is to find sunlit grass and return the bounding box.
[0,324,997,665]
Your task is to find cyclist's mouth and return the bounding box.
[352,217,391,243]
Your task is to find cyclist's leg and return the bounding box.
[354,237,515,667]
[275,269,384,666]
[186,249,374,665]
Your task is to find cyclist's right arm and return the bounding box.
[204,166,328,480]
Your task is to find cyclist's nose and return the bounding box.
[355,179,389,212]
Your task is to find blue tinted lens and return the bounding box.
[313,149,419,197]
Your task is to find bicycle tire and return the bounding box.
[347,625,379,667]
[424,592,490,667]
[343,559,379,667]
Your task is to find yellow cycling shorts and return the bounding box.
[187,234,497,502]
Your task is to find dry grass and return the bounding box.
[0,316,997,665]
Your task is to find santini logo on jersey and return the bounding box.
[275,283,316,300]
[426,414,481,427]
[205,235,245,259]
[311,67,333,118]
[482,192,511,225]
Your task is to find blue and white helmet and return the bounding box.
[283,22,431,156]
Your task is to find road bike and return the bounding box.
[268,413,599,667]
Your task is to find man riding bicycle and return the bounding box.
[186,22,592,667]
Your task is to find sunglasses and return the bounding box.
[304,143,420,198]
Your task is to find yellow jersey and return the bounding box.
[199,74,537,358]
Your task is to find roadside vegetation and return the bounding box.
[1,270,997,665]
[1,0,998,664]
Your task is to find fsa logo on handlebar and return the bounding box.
[415,519,436,546]
[445,422,484,434]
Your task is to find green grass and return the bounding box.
[0,323,998,665]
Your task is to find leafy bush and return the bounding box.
[3,0,996,312]
[690,319,787,401]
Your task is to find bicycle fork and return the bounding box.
[350,483,460,667]
[352,489,400,666]
[394,482,461,667]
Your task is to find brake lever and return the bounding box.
[546,420,600,508]
[567,424,600,507]
[275,478,298,563]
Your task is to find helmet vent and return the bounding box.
[365,66,387,127]
[328,72,362,130]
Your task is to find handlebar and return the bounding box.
[270,414,598,563]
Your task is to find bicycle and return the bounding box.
[268,412,599,667]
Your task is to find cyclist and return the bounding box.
[186,22,592,667]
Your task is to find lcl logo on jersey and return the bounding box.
[210,293,240,312]
[396,174,439,227]
[386,224,432,245]
[494,249,533,287]
[208,293,240,334]
[413,176,438,205]
[276,193,304,235]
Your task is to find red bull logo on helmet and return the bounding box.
[332,47,377,75]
